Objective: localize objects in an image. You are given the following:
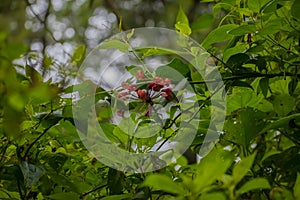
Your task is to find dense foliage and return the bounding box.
[1,0,300,199]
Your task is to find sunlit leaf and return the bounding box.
[229,24,256,36]
[141,174,186,195]
[227,88,264,113]
[193,148,233,193]
[202,24,238,48]
[175,5,191,35]
[99,40,129,53]
[294,173,300,199]
[248,0,270,13]
[71,45,86,65]
[236,178,270,195]
[199,192,227,200]
[233,152,256,184]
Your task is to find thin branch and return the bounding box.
[80,184,107,197]
[23,125,52,159]
[24,0,58,43]
[190,72,300,85]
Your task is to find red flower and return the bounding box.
[148,82,164,91]
[161,88,173,101]
[153,77,165,85]
[137,89,147,100]
[164,78,171,86]
[122,82,136,91]
[247,33,252,43]
[136,70,145,79]
[118,91,128,100]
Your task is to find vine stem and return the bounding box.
[80,184,107,198]
[23,126,52,160]
[190,72,300,85]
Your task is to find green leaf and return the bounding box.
[236,178,270,195]
[269,77,290,94]
[261,149,281,163]
[259,78,269,98]
[258,113,300,134]
[62,105,73,118]
[199,192,227,200]
[134,47,186,57]
[101,194,133,200]
[117,117,136,135]
[193,148,233,193]
[134,123,160,138]
[230,80,253,90]
[155,58,190,82]
[126,29,135,40]
[48,172,79,192]
[229,24,256,36]
[272,94,295,117]
[71,45,86,64]
[223,43,247,62]
[19,161,44,187]
[99,39,129,53]
[226,53,250,70]
[224,108,266,147]
[141,174,186,195]
[294,173,300,199]
[107,168,124,195]
[233,153,256,184]
[248,0,270,13]
[191,14,214,31]
[202,24,238,48]
[47,192,80,200]
[175,5,191,35]
[227,88,264,113]
[291,0,300,21]
[257,19,283,35]
[33,110,63,128]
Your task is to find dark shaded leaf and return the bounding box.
[259,78,269,97]
[288,77,298,95]
[231,80,253,90]
[107,168,125,195]
[229,24,256,36]
[226,53,250,70]
[291,0,300,21]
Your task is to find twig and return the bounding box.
[23,126,52,159]
[190,72,300,85]
[80,184,107,197]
